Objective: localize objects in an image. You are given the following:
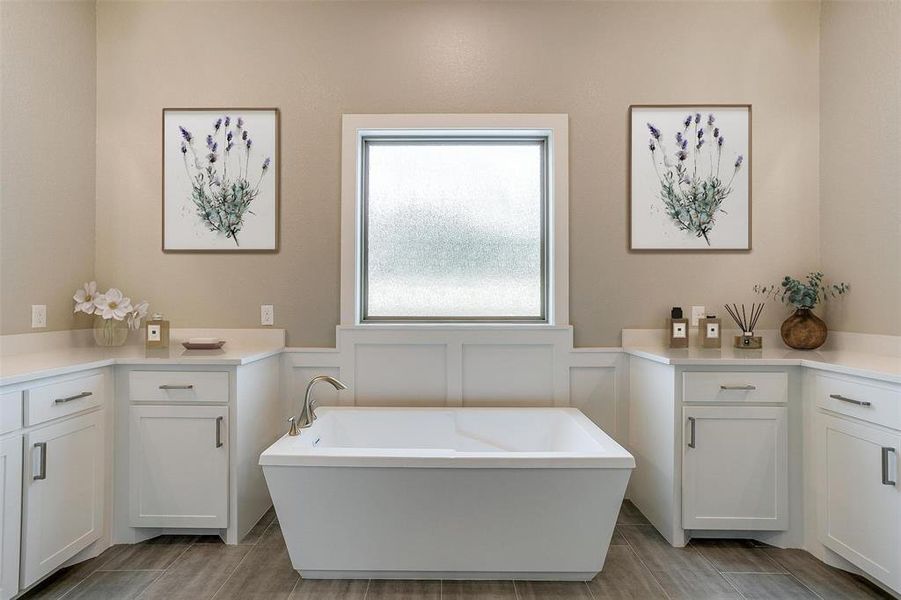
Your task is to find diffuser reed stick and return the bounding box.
[724,303,765,349]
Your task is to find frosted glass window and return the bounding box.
[362,139,546,321]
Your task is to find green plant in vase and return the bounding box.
[754,272,849,350]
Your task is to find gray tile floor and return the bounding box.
[21,501,892,600]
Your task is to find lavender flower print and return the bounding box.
[645,111,744,246]
[177,115,272,247]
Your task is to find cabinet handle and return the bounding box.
[882,447,896,486]
[216,416,224,448]
[687,417,696,448]
[33,442,47,480]
[720,385,757,391]
[829,394,871,407]
[159,384,194,390]
[54,391,92,404]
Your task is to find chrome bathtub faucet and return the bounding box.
[287,375,348,436]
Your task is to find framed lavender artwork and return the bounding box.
[629,105,751,251]
[163,108,279,252]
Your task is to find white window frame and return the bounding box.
[340,114,569,327]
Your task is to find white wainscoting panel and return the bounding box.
[284,326,627,441]
[354,344,447,406]
[570,367,616,435]
[462,344,554,407]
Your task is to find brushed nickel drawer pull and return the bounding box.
[720,385,757,391]
[687,417,696,448]
[54,391,92,404]
[34,442,47,480]
[159,384,194,390]
[829,394,871,407]
[216,416,224,448]
[882,447,896,486]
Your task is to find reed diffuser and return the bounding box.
[724,303,764,349]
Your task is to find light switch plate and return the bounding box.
[691,305,706,327]
[261,304,274,326]
[31,304,47,328]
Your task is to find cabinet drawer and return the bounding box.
[129,371,228,403]
[683,371,788,403]
[0,390,23,435]
[24,374,103,427]
[814,372,900,430]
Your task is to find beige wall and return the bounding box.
[94,1,822,347]
[0,0,97,335]
[819,0,901,337]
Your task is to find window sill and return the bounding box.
[340,323,571,332]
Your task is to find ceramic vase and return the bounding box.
[781,308,827,350]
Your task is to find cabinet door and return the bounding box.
[130,405,228,528]
[21,411,104,588]
[817,413,900,590]
[682,406,788,530]
[0,437,22,600]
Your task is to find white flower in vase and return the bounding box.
[73,281,98,315]
[128,301,150,330]
[93,288,133,320]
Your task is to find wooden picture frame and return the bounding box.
[162,108,280,252]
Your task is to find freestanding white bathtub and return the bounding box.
[260,407,634,580]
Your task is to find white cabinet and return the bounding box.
[0,436,22,600]
[21,410,105,588]
[817,413,900,590]
[682,405,788,530]
[129,405,228,528]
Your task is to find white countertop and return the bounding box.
[0,329,285,386]
[623,345,901,384]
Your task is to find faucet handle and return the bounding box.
[287,416,300,437]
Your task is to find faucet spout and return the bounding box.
[289,375,348,436]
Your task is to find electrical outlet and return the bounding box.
[690,305,706,327]
[31,304,47,328]
[260,304,274,326]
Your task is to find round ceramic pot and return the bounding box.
[780,308,827,350]
[93,316,129,347]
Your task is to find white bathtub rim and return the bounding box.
[259,406,635,469]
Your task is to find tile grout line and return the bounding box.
[705,544,826,600]
[206,540,257,600]
[720,571,795,575]
[286,573,301,598]
[760,553,826,600]
[131,569,168,600]
[206,512,279,600]
[779,568,826,600]
[128,538,198,600]
[690,544,748,600]
[789,573,826,600]
[616,523,674,600]
[362,578,371,600]
[617,511,672,600]
[94,568,176,572]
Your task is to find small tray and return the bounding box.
[182,340,226,350]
